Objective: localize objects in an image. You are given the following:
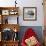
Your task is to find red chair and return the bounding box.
[21,28,41,46]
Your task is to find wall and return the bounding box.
[0,0,44,26]
[18,0,44,26]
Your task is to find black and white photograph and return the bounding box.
[23,7,37,21]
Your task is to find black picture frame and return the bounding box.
[23,7,37,21]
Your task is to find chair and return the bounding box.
[21,28,41,46]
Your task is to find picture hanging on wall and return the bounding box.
[23,7,37,21]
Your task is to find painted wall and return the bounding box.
[0,0,44,26]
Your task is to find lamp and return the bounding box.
[14,28,17,32]
[15,0,17,7]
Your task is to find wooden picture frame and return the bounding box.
[23,7,37,21]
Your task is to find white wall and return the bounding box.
[0,0,44,26]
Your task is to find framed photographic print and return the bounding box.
[9,9,18,15]
[23,7,37,21]
[2,10,9,15]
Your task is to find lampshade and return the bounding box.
[13,28,17,32]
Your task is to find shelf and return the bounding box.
[0,24,20,32]
[2,40,19,43]
[1,15,18,24]
[1,40,19,46]
[0,7,19,24]
[0,7,19,16]
[0,7,19,46]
